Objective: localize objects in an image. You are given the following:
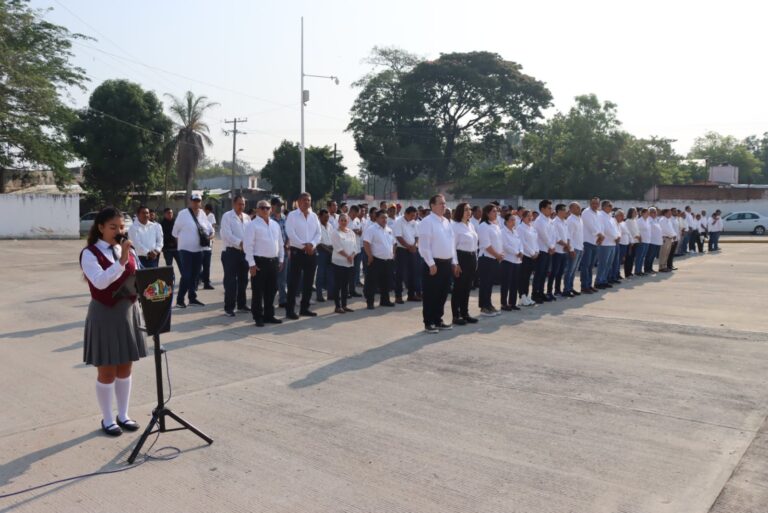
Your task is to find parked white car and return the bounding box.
[721,211,767,235]
[79,211,133,235]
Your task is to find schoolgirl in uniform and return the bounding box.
[80,207,146,436]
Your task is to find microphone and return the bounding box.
[115,233,128,244]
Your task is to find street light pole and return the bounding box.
[300,16,305,193]
[300,16,338,197]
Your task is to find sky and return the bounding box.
[34,0,768,177]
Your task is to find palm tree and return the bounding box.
[165,91,218,198]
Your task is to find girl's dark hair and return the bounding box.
[87,206,122,245]
[480,204,496,224]
[520,209,531,222]
[502,212,515,225]
[627,207,637,219]
[452,202,469,223]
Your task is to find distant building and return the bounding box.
[196,174,263,191]
[708,164,739,184]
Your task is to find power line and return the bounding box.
[224,118,247,195]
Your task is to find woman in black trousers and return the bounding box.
[450,203,479,324]
[476,204,503,316]
[500,213,523,310]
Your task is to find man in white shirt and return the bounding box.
[393,206,419,303]
[658,209,678,271]
[269,197,289,307]
[684,206,697,253]
[547,203,570,298]
[644,207,663,273]
[594,200,618,289]
[128,205,163,269]
[199,204,217,290]
[363,210,396,309]
[219,195,251,317]
[579,197,604,293]
[635,208,652,276]
[563,202,584,297]
[327,200,339,229]
[532,199,556,303]
[284,192,321,318]
[417,194,459,333]
[315,209,335,303]
[171,193,214,307]
[244,199,285,326]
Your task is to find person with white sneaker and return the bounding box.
[517,209,538,307]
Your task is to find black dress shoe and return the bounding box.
[395,297,404,304]
[286,311,299,320]
[380,302,395,307]
[101,420,122,437]
[509,305,521,310]
[189,298,205,306]
[367,303,375,310]
[224,310,235,317]
[255,319,264,327]
[437,322,453,330]
[300,309,317,317]
[572,290,581,296]
[176,302,187,309]
[278,302,287,308]
[316,295,326,302]
[237,307,251,313]
[203,284,215,290]
[464,316,479,324]
[116,417,140,431]
[453,318,467,326]
[265,317,283,324]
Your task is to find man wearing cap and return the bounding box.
[270,197,289,307]
[172,193,214,308]
[284,192,321,318]
[219,195,251,317]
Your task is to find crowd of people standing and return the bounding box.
[140,192,723,334]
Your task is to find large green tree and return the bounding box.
[260,141,346,203]
[348,47,442,197]
[403,51,552,183]
[69,79,172,206]
[0,0,88,184]
[165,91,218,198]
[744,132,768,182]
[689,132,762,184]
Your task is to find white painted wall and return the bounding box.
[0,194,80,239]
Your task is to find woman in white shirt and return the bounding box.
[500,213,523,311]
[80,207,146,437]
[516,209,539,307]
[330,213,358,313]
[477,204,503,316]
[450,203,479,325]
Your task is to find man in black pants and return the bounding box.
[244,200,284,326]
[417,194,460,334]
[363,210,395,309]
[284,192,321,319]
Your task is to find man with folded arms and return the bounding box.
[284,192,321,319]
[244,200,284,327]
[128,205,163,269]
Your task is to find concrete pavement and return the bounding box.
[0,240,766,512]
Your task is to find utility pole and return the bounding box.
[224,117,247,198]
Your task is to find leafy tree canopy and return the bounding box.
[260,141,346,204]
[689,132,763,184]
[0,0,88,184]
[69,79,172,206]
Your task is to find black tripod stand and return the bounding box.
[127,333,213,464]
